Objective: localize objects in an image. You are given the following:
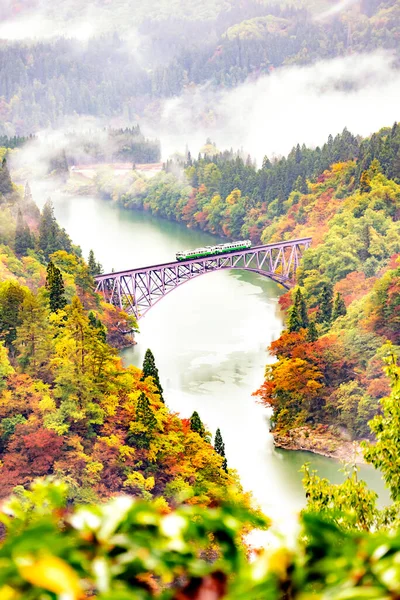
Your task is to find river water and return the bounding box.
[45,192,389,528]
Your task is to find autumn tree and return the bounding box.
[46,261,66,312]
[15,293,53,380]
[0,280,27,351]
[363,348,400,501]
[214,428,227,472]
[360,170,371,193]
[141,349,164,402]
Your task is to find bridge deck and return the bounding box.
[95,237,312,281]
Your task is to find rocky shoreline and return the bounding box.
[273,426,365,464]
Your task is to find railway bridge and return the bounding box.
[95,237,312,320]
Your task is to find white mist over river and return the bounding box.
[35,190,389,530]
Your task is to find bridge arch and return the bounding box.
[95,238,311,320]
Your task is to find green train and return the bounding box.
[176,239,252,261]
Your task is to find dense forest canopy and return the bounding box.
[0,0,399,134]
[88,121,400,448]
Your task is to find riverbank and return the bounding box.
[273,426,365,464]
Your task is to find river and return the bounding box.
[43,191,389,529]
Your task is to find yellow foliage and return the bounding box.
[226,188,241,205]
[0,585,19,600]
[38,395,56,413]
[119,445,135,460]
[18,555,83,598]
[101,393,119,416]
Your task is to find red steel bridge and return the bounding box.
[94,237,312,320]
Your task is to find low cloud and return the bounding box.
[151,50,400,163]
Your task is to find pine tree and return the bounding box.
[88,250,103,276]
[287,303,302,333]
[141,349,164,403]
[332,292,347,321]
[214,428,227,472]
[15,209,34,256]
[46,261,67,312]
[317,283,333,324]
[130,393,157,449]
[39,200,58,259]
[296,287,309,328]
[0,158,13,196]
[190,411,205,438]
[88,311,107,342]
[307,320,318,342]
[359,223,371,261]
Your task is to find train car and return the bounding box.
[176,240,251,261]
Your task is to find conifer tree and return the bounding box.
[307,320,318,342]
[14,209,34,256]
[22,182,39,219]
[190,411,205,438]
[316,283,333,324]
[296,287,309,328]
[132,393,157,449]
[88,250,103,276]
[287,303,302,333]
[0,158,13,196]
[332,292,347,321]
[141,349,164,403]
[46,261,66,312]
[214,428,227,472]
[88,311,107,342]
[39,200,58,259]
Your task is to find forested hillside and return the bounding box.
[0,148,247,508]
[95,122,400,448]
[1,0,400,134]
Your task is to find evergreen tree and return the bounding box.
[287,303,302,333]
[0,158,13,196]
[332,292,347,321]
[141,349,164,403]
[39,200,58,259]
[130,393,157,449]
[88,250,103,276]
[14,209,34,256]
[190,411,205,438]
[307,320,318,342]
[296,287,309,327]
[316,283,333,324]
[46,261,67,312]
[214,428,227,472]
[88,311,107,342]
[288,288,308,332]
[359,223,371,261]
